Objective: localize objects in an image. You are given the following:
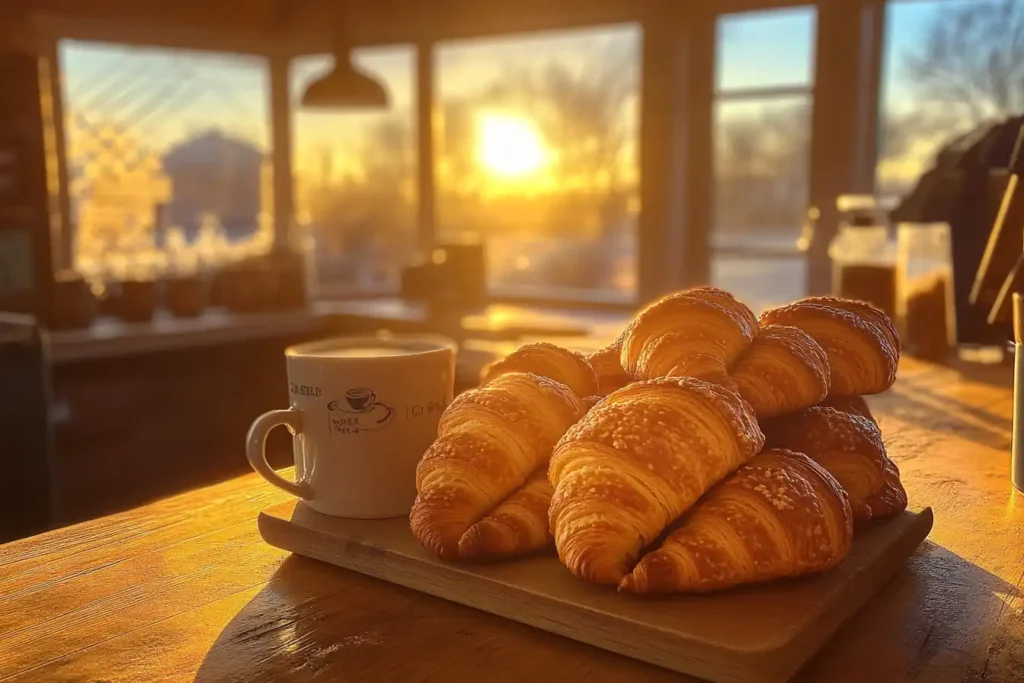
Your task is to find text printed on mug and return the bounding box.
[290,383,322,398]
[326,387,448,436]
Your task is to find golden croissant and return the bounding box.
[762,406,907,522]
[587,343,632,397]
[548,376,764,585]
[730,324,830,418]
[760,297,899,397]
[482,342,599,399]
[411,372,584,560]
[809,296,901,352]
[820,395,876,425]
[620,449,853,594]
[458,469,553,561]
[619,286,757,387]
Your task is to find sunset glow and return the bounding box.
[476,112,547,178]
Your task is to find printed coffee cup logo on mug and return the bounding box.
[328,388,394,435]
[346,387,376,410]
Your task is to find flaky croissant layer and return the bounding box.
[549,376,764,585]
[621,448,853,594]
[760,298,899,397]
[482,342,599,399]
[411,372,584,560]
[730,324,830,419]
[762,406,907,523]
[620,286,757,387]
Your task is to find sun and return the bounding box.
[476,112,547,178]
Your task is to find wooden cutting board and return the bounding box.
[259,501,933,683]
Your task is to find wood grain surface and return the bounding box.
[258,502,932,683]
[1,358,1023,682]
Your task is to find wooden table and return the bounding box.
[2,359,1023,682]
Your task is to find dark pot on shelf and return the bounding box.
[267,249,307,310]
[48,276,97,330]
[164,275,209,318]
[208,268,230,308]
[219,261,275,313]
[97,281,122,317]
[116,280,159,322]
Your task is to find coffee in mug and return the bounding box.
[246,335,456,518]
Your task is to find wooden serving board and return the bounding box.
[259,501,933,683]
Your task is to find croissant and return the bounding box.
[458,469,553,561]
[804,296,901,352]
[762,406,907,522]
[619,286,757,387]
[482,342,599,399]
[587,343,632,396]
[730,324,830,418]
[760,298,899,397]
[820,395,876,425]
[620,449,853,594]
[548,376,764,585]
[411,372,584,560]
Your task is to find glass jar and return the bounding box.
[829,195,898,318]
[897,222,957,360]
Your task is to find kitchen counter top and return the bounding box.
[2,358,1020,682]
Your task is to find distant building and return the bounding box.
[161,131,266,242]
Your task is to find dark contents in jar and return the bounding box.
[904,273,952,360]
[838,264,897,319]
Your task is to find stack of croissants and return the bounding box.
[410,288,908,595]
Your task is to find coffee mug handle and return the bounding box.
[246,409,313,500]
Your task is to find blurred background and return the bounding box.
[2,0,1020,540]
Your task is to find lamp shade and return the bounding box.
[300,54,389,109]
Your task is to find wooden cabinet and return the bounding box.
[50,337,304,525]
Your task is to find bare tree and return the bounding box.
[904,0,1024,126]
[877,0,1024,196]
[715,103,810,239]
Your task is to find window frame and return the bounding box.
[40,0,889,309]
[711,6,818,260]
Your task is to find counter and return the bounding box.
[1,359,1021,682]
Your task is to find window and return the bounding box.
[435,25,641,302]
[712,8,816,312]
[877,0,1024,198]
[59,41,271,282]
[291,46,417,294]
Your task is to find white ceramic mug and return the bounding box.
[246,335,456,518]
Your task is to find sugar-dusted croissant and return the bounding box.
[548,376,764,585]
[820,395,876,425]
[619,286,757,386]
[587,343,632,396]
[730,324,830,419]
[760,298,899,397]
[482,342,599,399]
[458,469,553,561]
[411,372,585,560]
[805,296,901,352]
[620,449,853,594]
[762,406,907,522]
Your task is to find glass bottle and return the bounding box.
[829,195,898,318]
[897,222,957,360]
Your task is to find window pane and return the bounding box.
[877,0,1023,198]
[436,25,640,301]
[713,96,811,250]
[716,7,816,92]
[291,47,416,293]
[711,254,806,314]
[59,41,271,279]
